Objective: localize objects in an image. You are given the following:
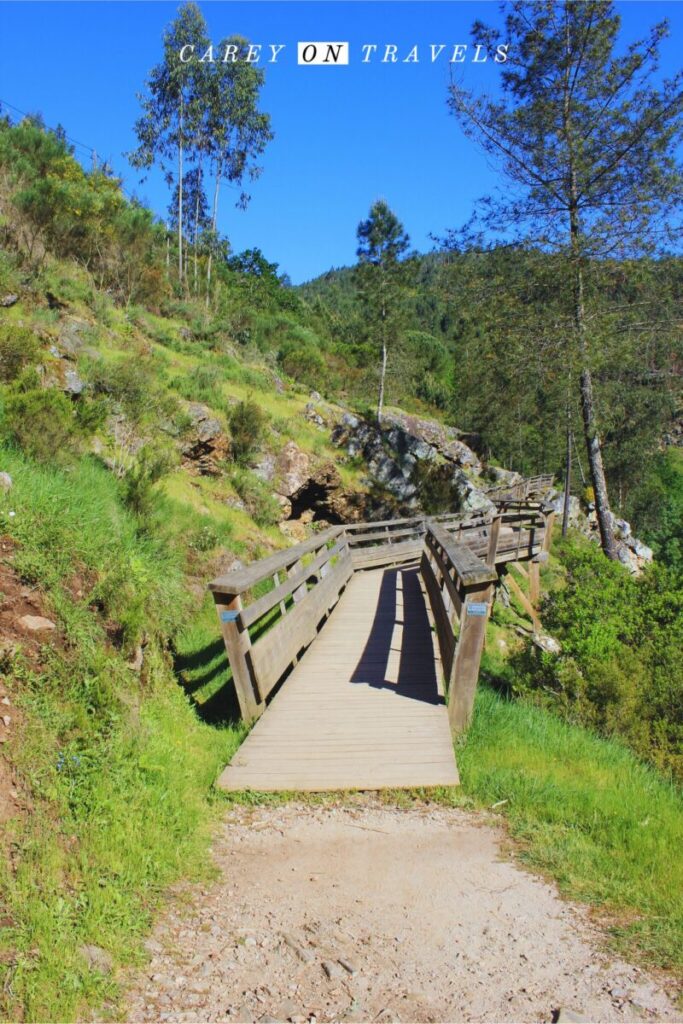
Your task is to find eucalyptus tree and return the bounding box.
[448,0,683,559]
[130,2,209,285]
[355,200,410,422]
[204,37,273,302]
[168,165,211,293]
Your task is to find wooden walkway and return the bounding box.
[217,566,460,792]
[211,499,555,794]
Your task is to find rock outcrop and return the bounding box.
[181,403,230,476]
[547,491,653,574]
[332,412,488,511]
[256,440,363,526]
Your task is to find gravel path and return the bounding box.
[123,801,680,1024]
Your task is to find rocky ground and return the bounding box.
[122,801,680,1024]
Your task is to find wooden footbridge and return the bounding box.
[209,498,554,793]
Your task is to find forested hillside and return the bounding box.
[302,252,683,549]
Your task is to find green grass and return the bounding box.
[456,683,683,974]
[0,447,244,1022]
[2,651,242,1022]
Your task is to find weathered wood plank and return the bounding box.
[212,594,264,723]
[426,523,497,586]
[346,525,425,546]
[420,551,456,676]
[351,539,423,569]
[241,540,345,627]
[424,533,462,617]
[209,526,343,595]
[447,583,493,734]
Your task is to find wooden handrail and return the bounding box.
[421,520,499,735]
[209,526,344,596]
[426,521,497,586]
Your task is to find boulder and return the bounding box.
[0,473,12,492]
[58,319,88,358]
[381,410,482,471]
[253,453,277,485]
[547,493,582,526]
[276,494,292,519]
[0,294,18,308]
[63,368,85,397]
[19,615,56,632]
[280,519,307,544]
[451,468,496,514]
[486,465,523,487]
[181,404,229,476]
[304,403,326,428]
[274,441,311,498]
[532,633,562,655]
[332,411,485,511]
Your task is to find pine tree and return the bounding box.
[449,0,683,559]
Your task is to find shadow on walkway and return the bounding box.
[350,566,443,705]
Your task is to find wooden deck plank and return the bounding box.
[217,566,459,793]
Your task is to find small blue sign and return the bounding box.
[467,602,488,616]
[220,610,240,623]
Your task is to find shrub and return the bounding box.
[511,534,683,779]
[228,398,268,466]
[74,394,110,434]
[121,444,176,520]
[0,324,39,382]
[230,467,280,527]
[88,358,169,424]
[3,387,77,461]
[279,338,326,388]
[171,364,223,407]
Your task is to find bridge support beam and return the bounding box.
[447,582,494,734]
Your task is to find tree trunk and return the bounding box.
[377,339,387,422]
[562,26,617,561]
[193,168,200,296]
[377,294,387,423]
[579,361,617,558]
[562,418,571,537]
[569,211,617,559]
[206,161,222,306]
[177,124,183,285]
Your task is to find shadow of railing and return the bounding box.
[174,638,241,727]
[350,566,443,706]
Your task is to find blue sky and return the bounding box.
[0,1,681,283]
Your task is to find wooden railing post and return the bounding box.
[486,514,501,567]
[529,508,555,617]
[528,561,540,607]
[213,592,264,723]
[447,583,493,734]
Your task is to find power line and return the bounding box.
[0,96,140,203]
[0,98,97,158]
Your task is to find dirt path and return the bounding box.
[124,801,680,1024]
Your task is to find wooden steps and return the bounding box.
[217,566,460,793]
